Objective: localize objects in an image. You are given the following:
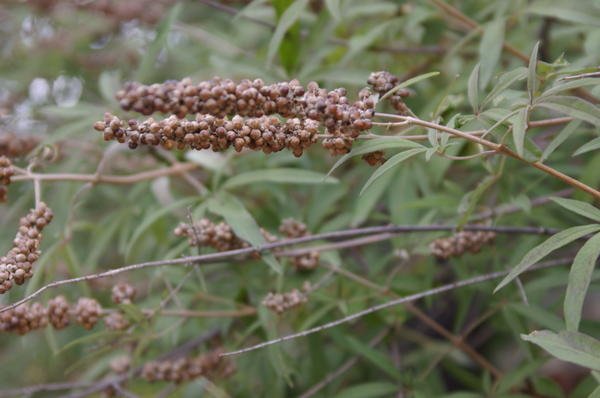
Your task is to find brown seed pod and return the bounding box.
[111,282,136,304]
[367,71,412,114]
[279,219,320,271]
[0,202,54,293]
[74,297,102,330]
[362,150,386,166]
[0,302,48,335]
[104,311,129,331]
[110,355,131,375]
[47,295,71,330]
[0,132,41,158]
[429,231,496,260]
[141,349,235,383]
[263,283,311,314]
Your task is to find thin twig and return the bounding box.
[377,113,600,200]
[0,224,563,314]
[219,258,571,357]
[12,162,198,185]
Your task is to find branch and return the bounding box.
[11,162,199,185]
[219,258,572,357]
[0,224,563,313]
[377,114,600,200]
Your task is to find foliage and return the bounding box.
[0,0,599,397]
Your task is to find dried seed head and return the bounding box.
[74,297,102,330]
[263,287,309,314]
[141,349,235,383]
[0,302,48,335]
[47,295,70,330]
[111,282,136,304]
[104,311,129,331]
[362,150,386,166]
[429,230,496,260]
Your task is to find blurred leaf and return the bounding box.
[541,78,600,98]
[267,0,308,68]
[574,136,600,156]
[185,150,230,173]
[564,232,600,331]
[341,20,395,64]
[551,197,600,222]
[325,0,342,21]
[208,192,281,273]
[457,174,498,225]
[223,168,338,189]
[479,18,505,88]
[360,148,427,195]
[541,120,582,161]
[528,42,540,103]
[468,63,481,113]
[521,330,600,371]
[495,224,600,292]
[527,2,600,26]
[135,3,182,82]
[333,382,399,398]
[535,96,600,127]
[352,171,394,226]
[98,70,121,105]
[512,107,529,156]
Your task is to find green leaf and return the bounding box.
[457,174,498,225]
[223,168,338,189]
[551,197,600,222]
[359,148,426,196]
[512,107,529,157]
[564,232,600,331]
[528,42,541,103]
[482,67,527,108]
[527,3,600,27]
[591,385,600,398]
[541,120,582,161]
[267,0,309,66]
[478,18,505,88]
[521,330,600,371]
[327,137,424,177]
[379,71,440,102]
[351,171,394,226]
[495,224,600,292]
[468,63,481,113]
[208,192,281,273]
[574,136,600,156]
[325,0,342,21]
[341,20,395,64]
[135,3,182,82]
[541,78,600,98]
[98,70,121,105]
[535,96,600,127]
[333,382,399,398]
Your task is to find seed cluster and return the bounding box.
[429,231,496,260]
[0,155,14,202]
[94,113,319,157]
[362,150,386,166]
[0,303,47,335]
[104,311,129,331]
[47,295,70,330]
[263,282,311,314]
[367,71,411,114]
[112,282,136,304]
[0,132,40,158]
[74,297,103,330]
[279,219,320,271]
[141,350,235,383]
[0,202,53,293]
[175,218,320,270]
[109,77,375,155]
[174,218,249,252]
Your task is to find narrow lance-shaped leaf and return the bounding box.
[478,18,505,88]
[551,197,600,222]
[223,168,338,189]
[379,71,440,101]
[468,63,481,113]
[574,136,600,157]
[482,66,527,108]
[267,0,309,66]
[494,224,600,292]
[528,41,540,104]
[521,330,600,371]
[541,120,582,161]
[359,148,427,196]
[535,95,600,127]
[512,107,529,156]
[564,232,600,331]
